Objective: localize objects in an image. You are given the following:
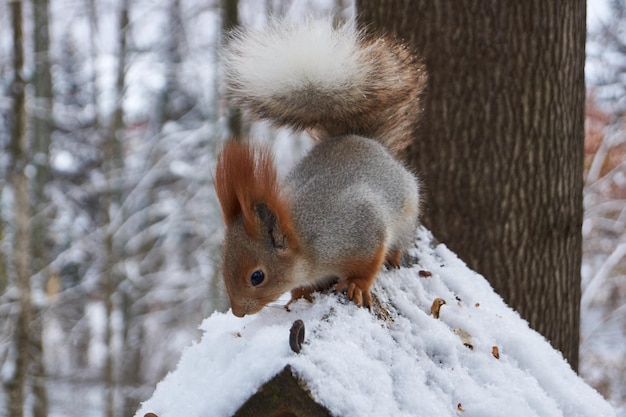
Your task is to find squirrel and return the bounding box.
[215,18,427,317]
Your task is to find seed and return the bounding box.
[492,346,500,359]
[431,298,446,318]
[289,319,305,353]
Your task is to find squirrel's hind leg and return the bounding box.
[335,244,386,308]
[384,248,403,269]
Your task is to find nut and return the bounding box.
[430,298,446,319]
[289,319,305,353]
[492,345,500,359]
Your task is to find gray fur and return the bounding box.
[286,135,419,275]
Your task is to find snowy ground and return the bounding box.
[136,228,615,417]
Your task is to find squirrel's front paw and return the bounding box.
[336,279,372,308]
[284,287,315,312]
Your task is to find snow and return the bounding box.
[135,227,615,417]
[587,0,611,31]
[51,150,78,174]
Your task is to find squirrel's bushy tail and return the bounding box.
[221,18,427,159]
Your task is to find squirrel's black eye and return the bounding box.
[250,270,265,286]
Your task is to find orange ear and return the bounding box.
[215,140,253,227]
[214,140,298,248]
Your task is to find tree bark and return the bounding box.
[103,2,129,417]
[7,1,31,417]
[31,0,53,415]
[0,226,6,295]
[221,0,247,139]
[356,0,585,370]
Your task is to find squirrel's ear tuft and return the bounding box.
[214,140,299,251]
[215,140,251,227]
[215,140,263,235]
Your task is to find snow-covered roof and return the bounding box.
[135,228,615,417]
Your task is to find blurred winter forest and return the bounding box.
[0,0,624,416]
[582,0,626,411]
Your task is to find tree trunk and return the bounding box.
[87,0,102,131]
[103,1,129,416]
[32,0,53,266]
[121,305,144,417]
[7,1,31,417]
[0,227,6,295]
[356,1,585,370]
[221,0,247,139]
[31,0,53,415]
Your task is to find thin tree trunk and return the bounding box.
[356,0,585,370]
[104,225,117,417]
[103,1,129,416]
[221,0,246,139]
[8,159,31,417]
[31,0,53,415]
[0,226,7,295]
[30,315,48,417]
[121,295,144,416]
[87,0,101,131]
[7,1,31,417]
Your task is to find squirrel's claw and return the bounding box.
[336,279,372,308]
[384,249,402,269]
